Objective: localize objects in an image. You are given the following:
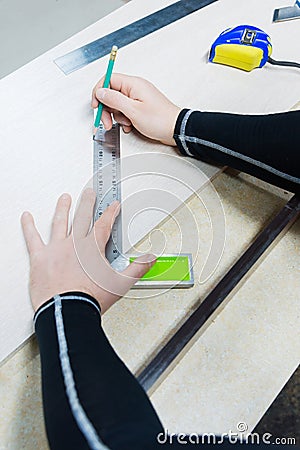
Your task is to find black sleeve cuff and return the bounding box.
[173,108,191,156]
[34,291,101,325]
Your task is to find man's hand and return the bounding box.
[21,189,155,313]
[91,73,181,146]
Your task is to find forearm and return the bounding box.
[174,109,300,193]
[34,292,163,450]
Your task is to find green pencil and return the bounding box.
[93,45,118,137]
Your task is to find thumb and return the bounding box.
[96,88,135,118]
[121,254,156,286]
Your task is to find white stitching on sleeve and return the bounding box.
[183,135,300,185]
[54,295,109,450]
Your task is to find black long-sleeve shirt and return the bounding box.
[174,109,300,194]
[35,293,279,449]
[34,293,163,450]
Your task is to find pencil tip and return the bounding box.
[93,134,95,140]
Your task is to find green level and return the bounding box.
[129,254,194,288]
[130,255,191,281]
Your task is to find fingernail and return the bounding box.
[96,88,105,100]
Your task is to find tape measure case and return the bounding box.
[209,25,272,71]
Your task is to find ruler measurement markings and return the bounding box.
[93,123,122,263]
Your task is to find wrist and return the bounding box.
[161,105,181,146]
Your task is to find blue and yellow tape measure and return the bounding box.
[209,25,272,72]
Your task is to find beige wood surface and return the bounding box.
[1,0,300,365]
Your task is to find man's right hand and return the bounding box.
[91,73,180,146]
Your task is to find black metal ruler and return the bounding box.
[54,0,218,74]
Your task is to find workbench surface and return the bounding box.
[0,0,299,447]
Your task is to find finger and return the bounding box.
[120,254,156,289]
[122,125,133,134]
[95,88,135,120]
[113,111,132,127]
[91,75,108,107]
[92,73,139,117]
[91,96,99,108]
[94,201,120,252]
[101,109,113,130]
[91,78,104,108]
[92,73,132,100]
[73,188,96,238]
[21,212,44,256]
[50,193,72,241]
